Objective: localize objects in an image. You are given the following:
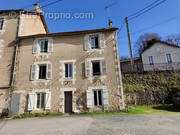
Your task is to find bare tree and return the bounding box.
[134,33,161,56]
[166,34,180,46]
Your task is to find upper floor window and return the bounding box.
[40,40,48,53]
[90,35,99,49]
[33,38,53,54]
[65,63,73,78]
[39,64,47,79]
[0,19,4,30]
[85,59,107,77]
[31,63,52,81]
[84,33,105,51]
[148,56,154,65]
[166,54,172,63]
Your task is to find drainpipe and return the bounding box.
[0,12,21,89]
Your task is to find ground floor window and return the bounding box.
[36,93,46,109]
[93,90,102,106]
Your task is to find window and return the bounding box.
[39,65,47,79]
[92,61,101,76]
[36,93,46,109]
[93,90,102,106]
[148,56,154,65]
[0,19,4,30]
[90,35,99,49]
[166,54,172,63]
[40,40,48,53]
[65,63,73,78]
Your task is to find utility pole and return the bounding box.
[125,17,134,71]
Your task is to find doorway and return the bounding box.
[64,91,72,113]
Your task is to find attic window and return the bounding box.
[0,19,4,30]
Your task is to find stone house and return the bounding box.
[141,41,180,71]
[0,4,124,115]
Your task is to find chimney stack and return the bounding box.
[108,19,113,28]
[34,3,43,13]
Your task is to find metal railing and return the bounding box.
[121,62,180,73]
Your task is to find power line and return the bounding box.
[128,0,161,18]
[41,0,63,9]
[131,14,180,35]
[128,0,168,21]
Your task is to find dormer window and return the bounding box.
[0,19,4,30]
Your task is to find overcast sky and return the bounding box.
[1,0,180,57]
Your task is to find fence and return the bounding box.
[121,62,180,73]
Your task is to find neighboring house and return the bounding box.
[120,58,143,73]
[141,41,180,71]
[0,4,124,115]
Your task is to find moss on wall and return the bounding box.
[123,72,180,92]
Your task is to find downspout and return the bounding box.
[9,13,22,87]
[0,13,21,89]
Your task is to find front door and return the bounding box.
[64,91,72,113]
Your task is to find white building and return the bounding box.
[141,41,180,71]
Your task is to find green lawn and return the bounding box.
[1,104,180,120]
[77,104,180,116]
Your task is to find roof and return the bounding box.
[0,9,49,33]
[19,27,118,39]
[120,57,141,63]
[141,40,180,54]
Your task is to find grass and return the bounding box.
[75,104,180,116]
[13,112,63,119]
[1,104,179,120]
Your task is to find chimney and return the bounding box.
[108,19,113,28]
[34,3,43,13]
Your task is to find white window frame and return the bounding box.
[89,35,100,49]
[39,39,48,53]
[166,53,172,63]
[59,60,76,84]
[64,63,73,79]
[0,18,4,30]
[36,92,46,109]
[33,38,53,54]
[85,57,107,78]
[28,89,51,111]
[148,56,154,65]
[31,61,52,81]
[93,89,103,107]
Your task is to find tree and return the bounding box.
[134,33,161,56]
[166,34,180,46]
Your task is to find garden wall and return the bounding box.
[122,71,180,105]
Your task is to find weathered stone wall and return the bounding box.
[123,72,180,105]
[0,90,11,114]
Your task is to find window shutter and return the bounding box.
[86,90,93,108]
[103,89,109,107]
[101,59,107,75]
[31,64,36,81]
[45,92,51,110]
[27,93,35,111]
[99,33,105,48]
[84,35,91,51]
[33,39,38,54]
[85,60,91,77]
[46,63,52,80]
[48,39,53,53]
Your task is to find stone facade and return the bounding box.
[0,8,124,115]
[14,30,124,114]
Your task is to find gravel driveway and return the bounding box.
[0,114,180,135]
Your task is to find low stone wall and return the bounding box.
[0,90,11,114]
[124,90,172,105]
